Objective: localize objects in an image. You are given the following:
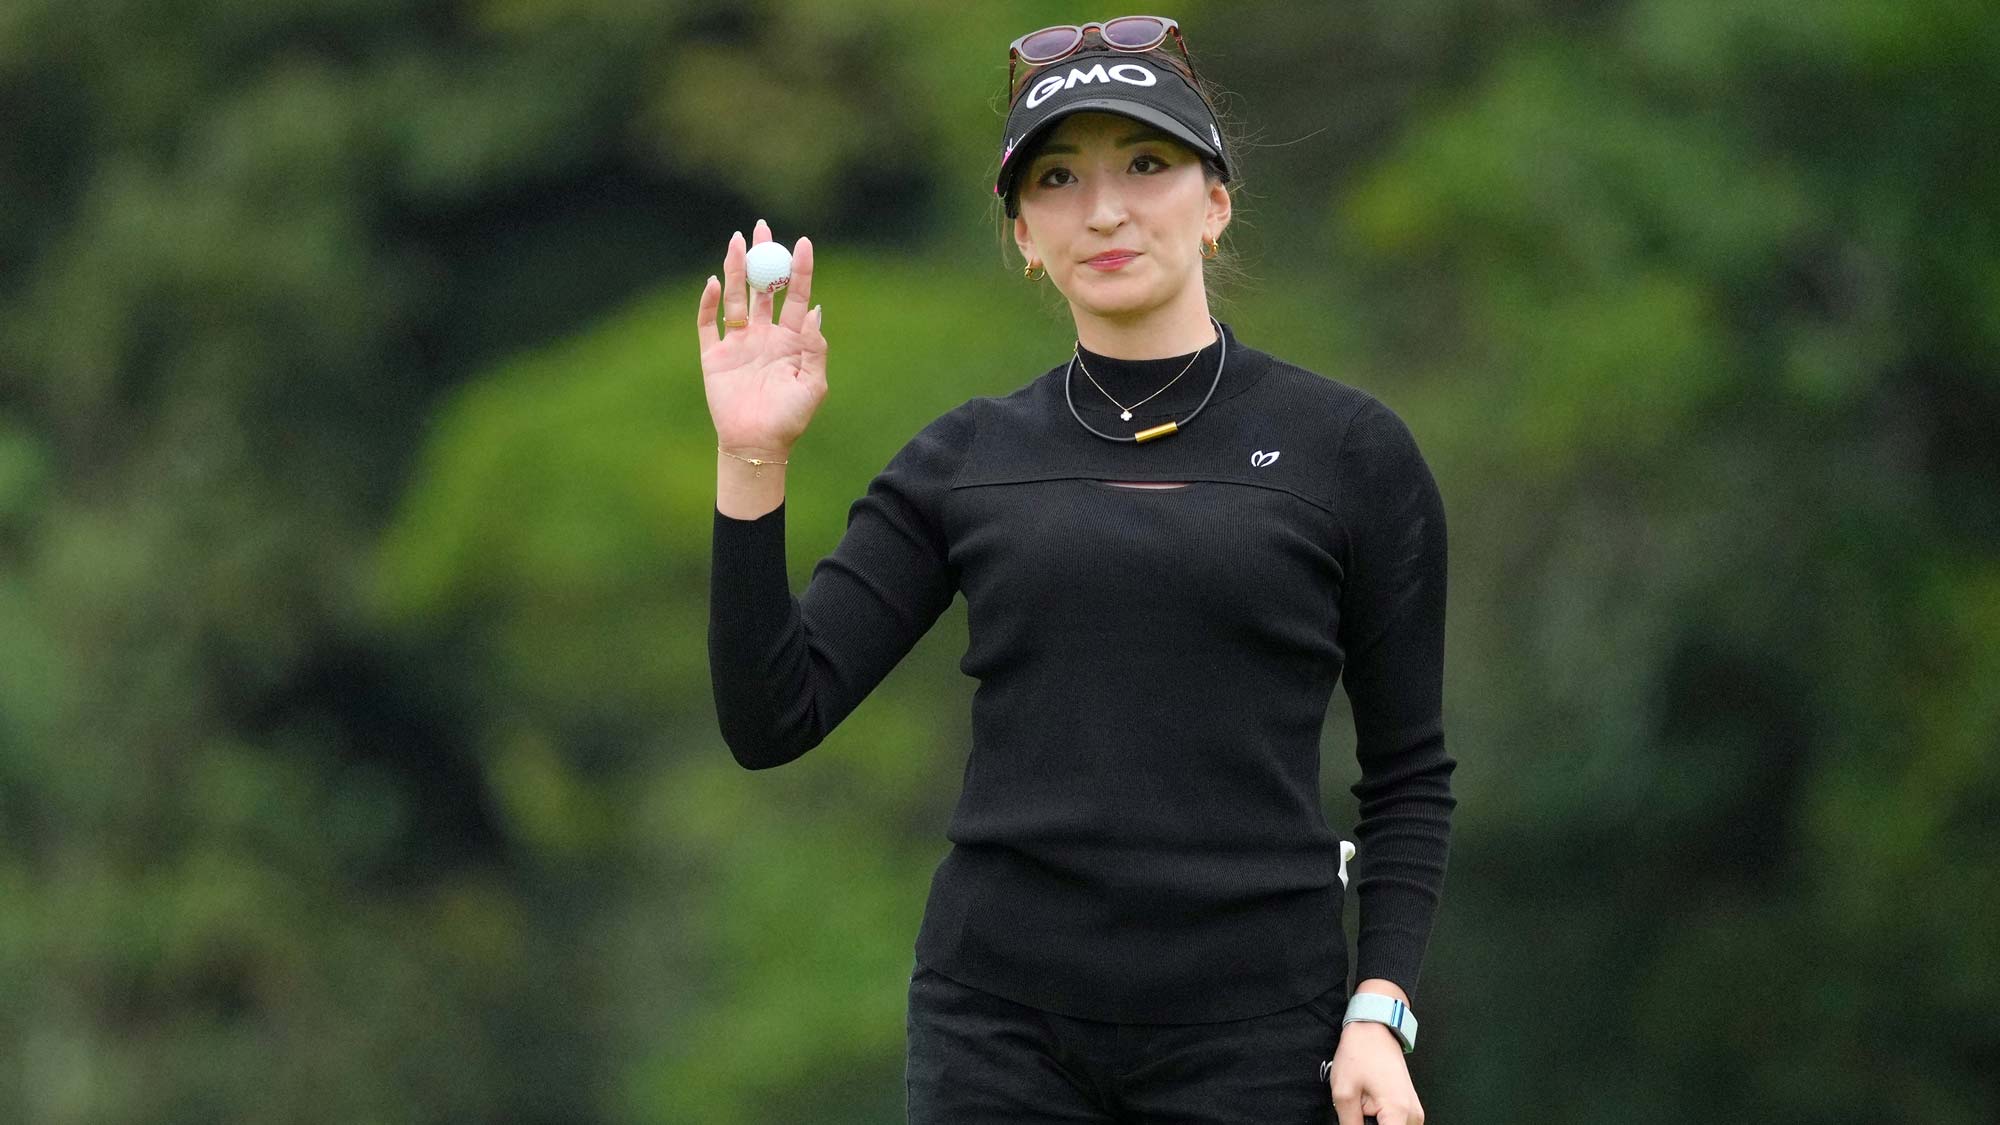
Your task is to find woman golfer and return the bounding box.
[699,16,1451,1124]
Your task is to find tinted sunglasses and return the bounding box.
[1007,16,1199,101]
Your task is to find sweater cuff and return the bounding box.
[712,501,788,589]
[710,500,794,671]
[1354,922,1430,1007]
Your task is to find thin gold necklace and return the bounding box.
[1064,316,1228,444]
[1074,338,1207,421]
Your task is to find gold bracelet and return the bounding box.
[718,445,791,477]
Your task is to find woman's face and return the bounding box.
[1013,111,1229,321]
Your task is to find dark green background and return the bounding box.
[3,2,1995,1121]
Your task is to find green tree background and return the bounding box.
[3,1,1995,1121]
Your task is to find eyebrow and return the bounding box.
[1031,128,1179,157]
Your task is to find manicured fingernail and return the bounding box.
[733,230,742,241]
[708,275,717,287]
[812,304,823,325]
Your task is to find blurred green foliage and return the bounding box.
[2,1,1995,1122]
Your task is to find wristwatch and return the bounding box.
[1342,992,1418,1054]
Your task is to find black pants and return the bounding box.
[906,959,1375,1124]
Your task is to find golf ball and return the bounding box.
[745,241,792,293]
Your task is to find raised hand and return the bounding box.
[696,218,827,458]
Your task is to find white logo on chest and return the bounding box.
[1250,449,1280,468]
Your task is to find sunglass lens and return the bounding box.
[1020,27,1082,62]
[1100,16,1168,49]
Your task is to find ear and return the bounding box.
[1206,179,1232,239]
[1013,212,1035,263]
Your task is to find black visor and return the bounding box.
[996,49,1229,217]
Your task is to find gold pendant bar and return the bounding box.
[1133,421,1179,443]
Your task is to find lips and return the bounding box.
[1084,251,1141,270]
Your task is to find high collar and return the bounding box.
[1069,319,1236,419]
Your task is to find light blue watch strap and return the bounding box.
[1342,991,1418,1054]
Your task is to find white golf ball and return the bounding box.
[745,241,793,293]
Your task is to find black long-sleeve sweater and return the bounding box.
[708,319,1455,1023]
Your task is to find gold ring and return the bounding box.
[723,317,749,329]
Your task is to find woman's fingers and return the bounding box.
[796,304,828,398]
[1332,1078,1365,1125]
[696,273,722,352]
[706,221,803,346]
[778,236,813,333]
[720,229,748,333]
[748,218,776,325]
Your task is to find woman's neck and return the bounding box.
[1070,319,1231,419]
[1073,306,1219,359]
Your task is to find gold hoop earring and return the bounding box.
[1023,259,1046,281]
[1200,236,1219,260]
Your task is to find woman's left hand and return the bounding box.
[1325,1019,1424,1124]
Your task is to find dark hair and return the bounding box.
[991,45,1256,316]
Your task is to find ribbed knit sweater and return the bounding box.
[709,319,1455,1023]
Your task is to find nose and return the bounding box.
[1083,177,1130,233]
